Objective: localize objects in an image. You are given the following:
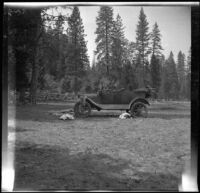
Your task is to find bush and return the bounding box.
[44,74,59,92]
[8,89,16,105]
[61,77,72,93]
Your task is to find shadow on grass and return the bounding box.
[14,142,179,191]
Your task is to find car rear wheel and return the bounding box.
[130,102,148,118]
[74,101,91,118]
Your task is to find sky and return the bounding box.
[46,5,191,65]
[78,6,191,65]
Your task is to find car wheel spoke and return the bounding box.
[74,102,91,117]
[131,102,148,118]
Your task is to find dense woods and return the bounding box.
[6,6,191,104]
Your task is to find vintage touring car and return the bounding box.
[74,86,155,118]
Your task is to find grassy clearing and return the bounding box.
[11,101,190,191]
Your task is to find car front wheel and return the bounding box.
[130,102,148,118]
[74,101,91,118]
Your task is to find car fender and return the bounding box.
[85,97,102,111]
[129,98,150,109]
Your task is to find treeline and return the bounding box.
[6,6,191,104]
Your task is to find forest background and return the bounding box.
[6,5,191,104]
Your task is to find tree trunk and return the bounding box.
[74,76,78,95]
[30,47,39,104]
[19,88,26,104]
[74,32,78,96]
[105,20,109,76]
[30,11,41,104]
[138,56,145,88]
[56,33,62,81]
[139,66,145,88]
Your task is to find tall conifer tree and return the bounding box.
[186,48,191,99]
[177,51,187,99]
[164,52,179,99]
[95,6,114,75]
[150,55,161,96]
[111,14,126,85]
[150,22,163,95]
[135,7,150,87]
[150,22,163,56]
[66,6,89,94]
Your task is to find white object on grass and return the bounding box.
[119,112,132,119]
[59,113,74,120]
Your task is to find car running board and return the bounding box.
[95,104,129,110]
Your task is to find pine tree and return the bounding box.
[124,41,137,63]
[121,61,137,90]
[158,54,166,98]
[29,9,43,104]
[177,51,187,99]
[150,55,161,96]
[135,7,151,87]
[8,9,29,101]
[110,14,126,85]
[150,22,163,56]
[8,8,43,104]
[164,52,179,100]
[149,22,163,96]
[161,64,169,100]
[54,14,65,80]
[42,22,69,83]
[91,51,96,71]
[65,6,89,94]
[95,6,114,75]
[186,48,191,99]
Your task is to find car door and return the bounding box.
[100,91,114,104]
[121,90,135,104]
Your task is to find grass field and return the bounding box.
[9,101,191,191]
